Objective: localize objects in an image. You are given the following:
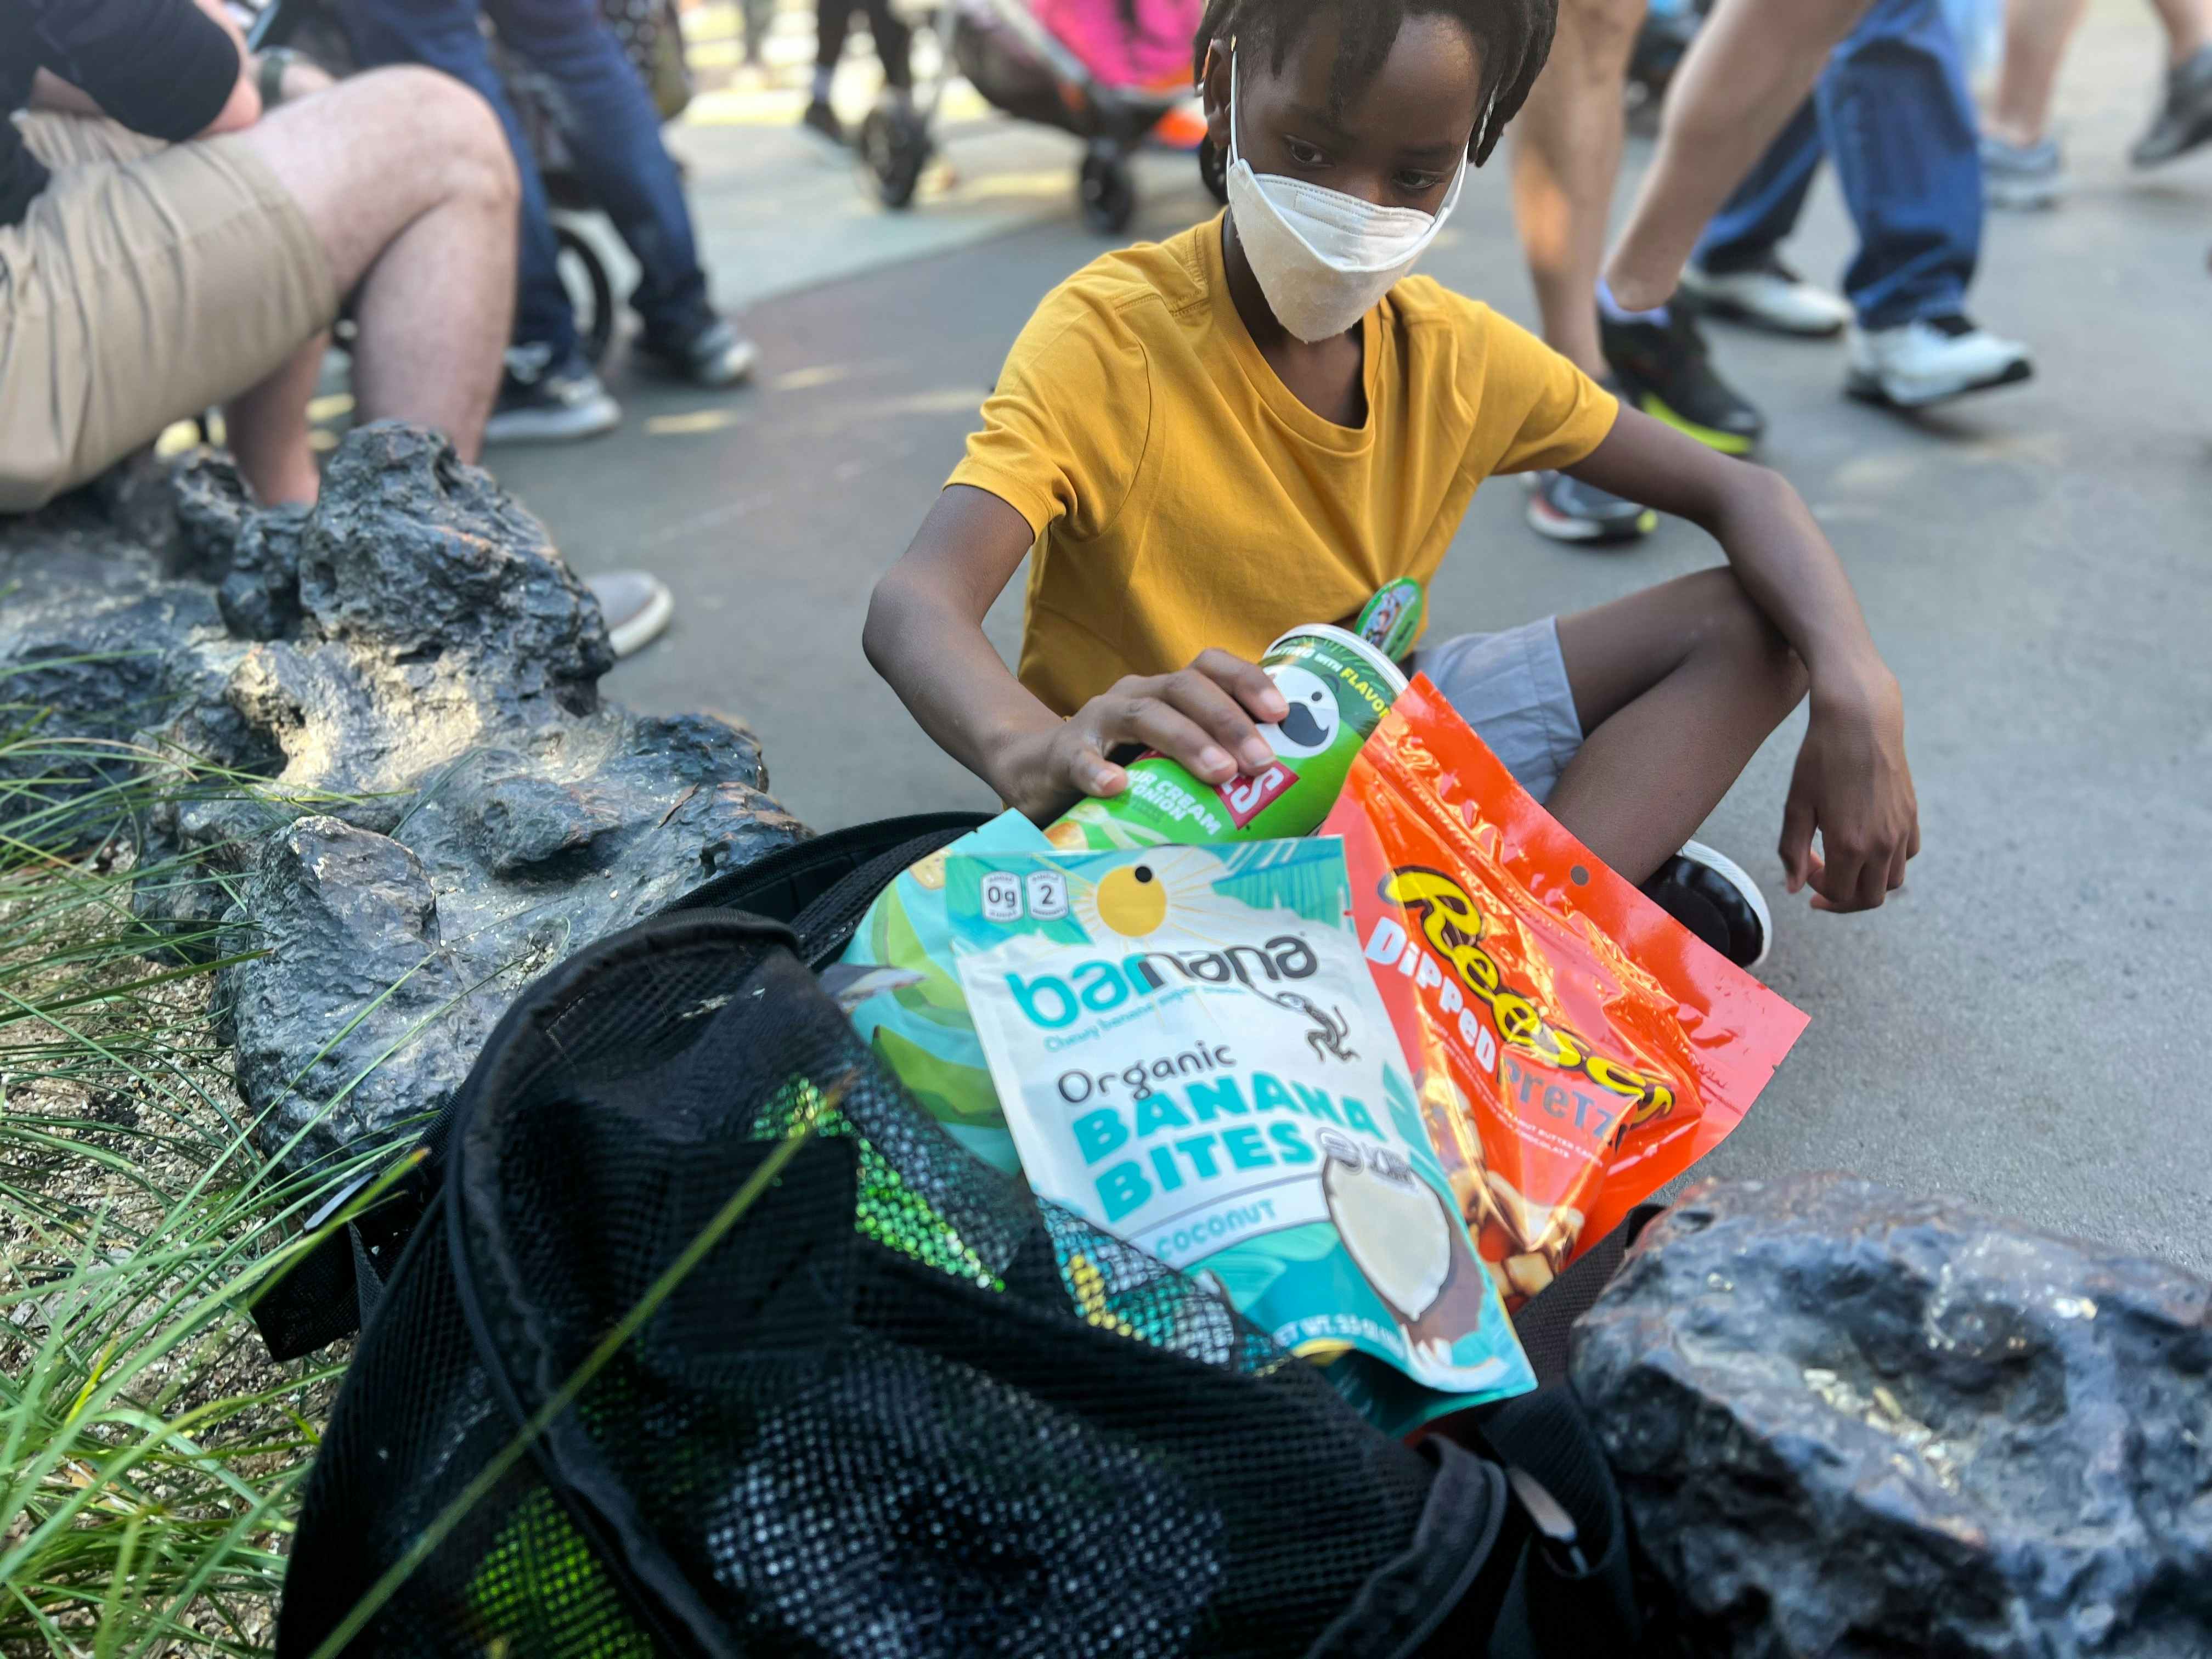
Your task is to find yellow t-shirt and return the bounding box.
[948,212,1620,717]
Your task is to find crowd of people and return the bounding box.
[1,0,2204,952]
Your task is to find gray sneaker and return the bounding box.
[484,345,623,445]
[1979,133,2063,210]
[585,570,674,659]
[2131,44,2212,167]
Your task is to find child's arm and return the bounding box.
[1564,410,1920,913]
[864,486,1288,822]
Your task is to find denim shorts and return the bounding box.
[1408,617,1584,804]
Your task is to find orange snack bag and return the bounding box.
[1321,677,1809,1313]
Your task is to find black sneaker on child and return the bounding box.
[483,345,622,446]
[1523,468,1657,544]
[800,98,847,147]
[1641,839,1772,971]
[635,314,760,390]
[1599,303,1765,455]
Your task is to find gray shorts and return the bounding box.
[1409,617,1583,804]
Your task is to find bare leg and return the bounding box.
[2148,0,2211,59]
[1602,0,1872,311]
[1545,568,1809,883]
[235,69,518,462]
[1511,0,1647,375]
[222,331,328,505]
[1987,0,2090,145]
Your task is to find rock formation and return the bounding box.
[0,425,807,1171]
[1572,1172,2212,1658]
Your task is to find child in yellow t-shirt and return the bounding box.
[866,0,1920,964]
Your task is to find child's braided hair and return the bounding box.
[1192,0,1558,166]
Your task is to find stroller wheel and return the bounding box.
[1079,146,1136,236]
[1198,136,1229,207]
[859,103,932,212]
[555,222,617,369]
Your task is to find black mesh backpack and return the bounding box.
[270,816,1640,1659]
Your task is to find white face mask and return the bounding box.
[1222,49,1470,343]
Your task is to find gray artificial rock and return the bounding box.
[224,816,489,1164]
[216,501,309,641]
[1571,1172,2212,1658]
[0,425,809,1170]
[0,514,241,799]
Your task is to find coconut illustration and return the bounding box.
[1318,1131,1455,1327]
[1319,1129,1508,1380]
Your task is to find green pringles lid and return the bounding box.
[1354,579,1425,665]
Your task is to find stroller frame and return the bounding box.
[856,0,1197,233]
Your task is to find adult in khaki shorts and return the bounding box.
[1,0,522,514]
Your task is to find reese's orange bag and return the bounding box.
[1321,677,1809,1313]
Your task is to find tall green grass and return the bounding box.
[0,726,373,1655]
[0,715,813,1655]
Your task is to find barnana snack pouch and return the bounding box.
[832,809,1054,1175]
[1321,678,1810,1315]
[947,838,1537,1433]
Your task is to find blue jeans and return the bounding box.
[343,0,710,360]
[1692,0,1983,330]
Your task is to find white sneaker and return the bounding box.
[1681,255,1852,338]
[1844,315,2033,409]
[585,571,674,659]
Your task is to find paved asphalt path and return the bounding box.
[488,5,2212,1269]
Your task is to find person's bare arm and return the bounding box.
[27,68,105,116]
[189,0,264,133]
[1565,409,1920,911]
[31,0,260,134]
[863,485,1288,822]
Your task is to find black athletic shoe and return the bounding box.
[483,346,621,446]
[1641,839,1772,970]
[2131,44,2212,167]
[636,314,759,389]
[1523,469,1657,543]
[801,98,847,147]
[1600,303,1765,455]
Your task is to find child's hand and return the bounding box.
[998,651,1290,823]
[1779,665,1920,912]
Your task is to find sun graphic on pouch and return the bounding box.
[1094,864,1167,935]
[1070,848,1237,940]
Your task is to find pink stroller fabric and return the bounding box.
[1030,0,1201,89]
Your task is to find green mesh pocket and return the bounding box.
[464,1487,658,1657]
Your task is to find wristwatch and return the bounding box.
[257,47,302,111]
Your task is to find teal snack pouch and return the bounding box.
[834,809,1053,1173]
[1047,625,1408,853]
[946,839,1536,1431]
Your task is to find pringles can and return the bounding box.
[1049,623,1409,850]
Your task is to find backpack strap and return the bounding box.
[1305,1437,1508,1659]
[784,822,993,966]
[666,811,991,928]
[1460,1387,1640,1657]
